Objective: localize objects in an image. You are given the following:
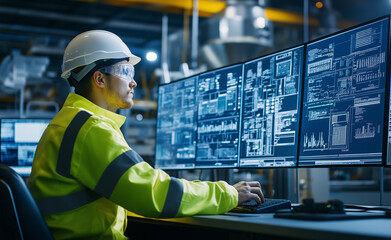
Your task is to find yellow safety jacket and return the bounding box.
[28,93,238,240]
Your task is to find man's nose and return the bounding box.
[130,79,137,88]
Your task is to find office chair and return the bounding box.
[0,164,53,240]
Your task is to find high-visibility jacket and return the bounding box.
[28,93,238,240]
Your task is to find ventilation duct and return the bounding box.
[198,0,273,69]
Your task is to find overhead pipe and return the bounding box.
[303,0,309,42]
[191,0,199,70]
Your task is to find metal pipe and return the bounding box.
[19,88,24,118]
[191,0,199,69]
[161,14,170,84]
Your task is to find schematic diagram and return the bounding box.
[239,46,304,167]
[196,64,242,168]
[155,77,198,169]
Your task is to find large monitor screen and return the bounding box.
[196,64,243,168]
[155,76,198,170]
[1,118,50,175]
[239,46,304,168]
[299,17,389,166]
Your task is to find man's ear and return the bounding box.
[92,71,105,89]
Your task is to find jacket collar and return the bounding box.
[63,93,126,127]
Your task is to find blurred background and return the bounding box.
[0,0,390,205]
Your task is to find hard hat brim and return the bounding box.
[129,54,141,66]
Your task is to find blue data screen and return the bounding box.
[1,118,50,175]
[240,46,304,167]
[299,18,389,166]
[155,76,198,169]
[196,64,243,168]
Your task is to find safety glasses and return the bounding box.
[98,63,135,81]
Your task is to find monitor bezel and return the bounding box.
[385,14,391,167]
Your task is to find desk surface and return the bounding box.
[128,211,391,240]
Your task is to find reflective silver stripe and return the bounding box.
[36,110,99,215]
[56,111,91,178]
[159,177,184,218]
[36,188,101,215]
[94,150,143,198]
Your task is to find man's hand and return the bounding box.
[233,181,264,205]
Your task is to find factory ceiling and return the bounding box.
[0,0,389,84]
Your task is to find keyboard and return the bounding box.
[230,198,292,214]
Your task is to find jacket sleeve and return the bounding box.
[71,120,238,218]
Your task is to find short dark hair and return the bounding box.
[71,66,93,99]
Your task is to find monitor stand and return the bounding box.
[380,167,384,206]
[164,170,184,179]
[210,169,234,185]
[296,168,300,203]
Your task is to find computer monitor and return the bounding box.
[388,105,391,165]
[196,64,242,168]
[0,118,50,176]
[155,76,198,170]
[239,45,304,168]
[299,17,389,166]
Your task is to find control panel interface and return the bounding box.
[240,46,304,167]
[155,76,198,169]
[196,64,243,168]
[299,18,389,166]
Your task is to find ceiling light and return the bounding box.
[254,17,266,29]
[316,1,323,8]
[146,51,157,62]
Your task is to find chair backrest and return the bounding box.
[0,164,53,240]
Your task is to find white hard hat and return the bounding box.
[61,30,141,81]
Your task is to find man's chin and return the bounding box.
[121,100,133,109]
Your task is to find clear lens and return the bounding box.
[99,64,135,81]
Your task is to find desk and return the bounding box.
[127,212,391,240]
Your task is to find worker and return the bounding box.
[28,30,264,240]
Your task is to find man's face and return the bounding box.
[101,61,137,111]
